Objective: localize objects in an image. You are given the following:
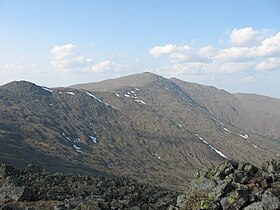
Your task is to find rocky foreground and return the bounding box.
[1,159,280,209]
[179,159,280,209]
[0,164,178,210]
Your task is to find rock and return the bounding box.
[0,165,17,179]
[24,164,42,174]
[67,196,83,208]
[176,159,280,209]
[0,204,25,210]
[130,206,141,210]
[0,179,26,202]
[110,199,122,209]
[176,194,186,208]
[220,190,249,209]
[53,203,69,210]
[261,188,280,210]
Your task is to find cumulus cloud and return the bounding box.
[50,44,126,74]
[149,27,280,75]
[51,44,92,70]
[85,60,112,73]
[229,27,274,47]
[149,44,210,63]
[149,44,189,58]
[255,58,280,71]
[229,27,259,46]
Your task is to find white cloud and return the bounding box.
[85,60,112,73]
[149,27,280,75]
[149,44,210,63]
[229,27,258,46]
[255,58,280,71]
[51,44,92,70]
[229,27,274,47]
[258,32,280,57]
[50,44,127,74]
[198,45,216,58]
[149,44,189,58]
[215,47,252,62]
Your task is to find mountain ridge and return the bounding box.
[1,72,280,191]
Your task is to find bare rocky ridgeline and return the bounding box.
[1,159,280,210]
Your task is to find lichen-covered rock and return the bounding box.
[175,159,280,210]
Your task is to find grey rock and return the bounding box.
[243,202,265,210]
[53,203,69,210]
[261,188,280,210]
[0,180,26,202]
[0,204,25,210]
[0,165,17,179]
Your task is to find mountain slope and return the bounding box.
[170,77,280,139]
[1,73,280,191]
[71,72,280,164]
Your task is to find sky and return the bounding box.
[0,0,280,98]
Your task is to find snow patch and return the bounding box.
[195,134,209,145]
[209,145,228,159]
[135,99,146,104]
[86,91,102,103]
[195,134,228,159]
[86,91,116,109]
[239,133,249,139]
[67,92,75,95]
[73,145,81,150]
[155,153,161,159]
[42,86,53,93]
[74,138,81,143]
[223,127,231,133]
[89,135,97,144]
[62,133,71,141]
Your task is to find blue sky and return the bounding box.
[0,0,280,98]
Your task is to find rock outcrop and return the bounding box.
[174,159,280,210]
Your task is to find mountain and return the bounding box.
[1,72,280,191]
[170,77,280,139]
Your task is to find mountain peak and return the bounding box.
[70,72,167,92]
[1,80,52,96]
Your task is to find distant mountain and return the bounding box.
[1,72,280,191]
